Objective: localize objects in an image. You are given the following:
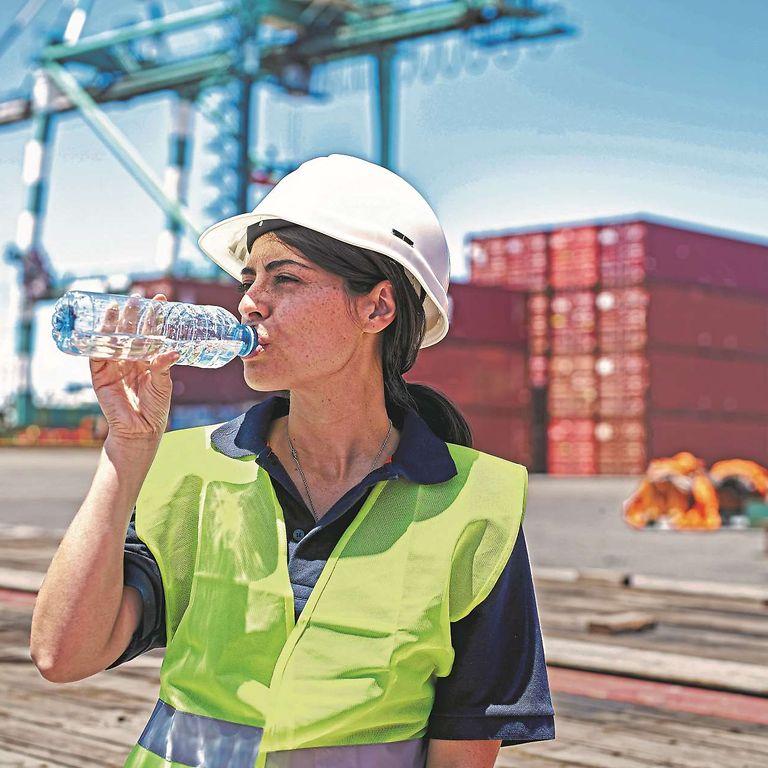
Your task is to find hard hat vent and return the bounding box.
[392,228,414,247]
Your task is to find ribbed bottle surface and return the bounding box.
[51,291,255,369]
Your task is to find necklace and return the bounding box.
[287,418,393,521]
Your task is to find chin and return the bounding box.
[242,368,285,394]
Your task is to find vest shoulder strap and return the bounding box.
[444,444,529,621]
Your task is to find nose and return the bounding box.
[238,283,269,322]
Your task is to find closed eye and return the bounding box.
[238,276,298,293]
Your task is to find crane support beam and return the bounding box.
[42,61,203,246]
[42,1,237,62]
[40,0,328,64]
[0,16,572,128]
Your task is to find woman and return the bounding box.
[31,154,555,767]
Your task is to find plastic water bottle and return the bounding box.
[51,290,256,369]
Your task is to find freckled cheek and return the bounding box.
[276,289,357,355]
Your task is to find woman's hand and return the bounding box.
[89,293,179,442]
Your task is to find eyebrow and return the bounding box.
[241,259,315,277]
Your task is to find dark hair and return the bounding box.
[262,225,473,448]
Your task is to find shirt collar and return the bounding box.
[210,394,457,485]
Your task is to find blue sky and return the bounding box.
[0,0,767,405]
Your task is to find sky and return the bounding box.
[0,0,767,406]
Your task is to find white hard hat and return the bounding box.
[197,153,451,348]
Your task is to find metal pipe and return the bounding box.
[157,92,196,275]
[12,70,56,427]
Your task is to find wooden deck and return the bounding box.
[2,532,768,767]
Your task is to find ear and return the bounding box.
[360,279,397,333]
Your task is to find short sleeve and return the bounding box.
[427,527,555,747]
[106,508,167,669]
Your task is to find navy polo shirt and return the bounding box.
[110,395,555,747]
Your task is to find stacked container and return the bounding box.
[466,215,768,474]
[404,283,532,466]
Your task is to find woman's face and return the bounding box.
[236,234,385,393]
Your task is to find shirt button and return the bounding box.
[292,528,306,542]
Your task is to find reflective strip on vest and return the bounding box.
[137,699,427,768]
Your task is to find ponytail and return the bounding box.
[385,378,473,449]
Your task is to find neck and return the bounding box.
[280,382,398,482]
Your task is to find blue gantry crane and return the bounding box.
[0,0,575,426]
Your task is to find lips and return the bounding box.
[248,344,269,360]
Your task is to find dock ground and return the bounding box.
[1,447,767,766]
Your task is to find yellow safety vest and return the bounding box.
[123,423,528,768]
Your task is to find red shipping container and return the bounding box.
[647,349,768,417]
[550,291,597,354]
[406,341,530,410]
[528,293,549,356]
[528,354,549,388]
[597,353,650,418]
[645,222,768,298]
[597,287,649,352]
[598,222,647,287]
[595,419,646,474]
[548,418,596,475]
[470,215,768,298]
[648,412,768,465]
[548,355,597,418]
[468,233,547,292]
[646,284,768,358]
[447,283,527,346]
[598,284,768,358]
[550,227,599,289]
[460,405,532,466]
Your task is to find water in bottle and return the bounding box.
[51,291,256,369]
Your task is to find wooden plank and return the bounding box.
[552,691,768,758]
[585,612,657,635]
[630,574,768,605]
[543,637,768,695]
[548,667,768,725]
[550,712,762,768]
[0,569,43,593]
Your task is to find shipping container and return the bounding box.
[646,349,768,417]
[459,405,532,466]
[598,222,647,287]
[645,284,768,358]
[406,340,530,410]
[648,412,768,466]
[598,284,768,358]
[528,292,549,357]
[548,354,597,418]
[548,418,596,475]
[467,214,768,299]
[465,214,768,474]
[595,419,646,474]
[597,353,650,418]
[528,354,549,388]
[550,290,597,354]
[644,222,768,298]
[596,287,649,352]
[550,226,599,289]
[467,233,547,291]
[447,283,527,345]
